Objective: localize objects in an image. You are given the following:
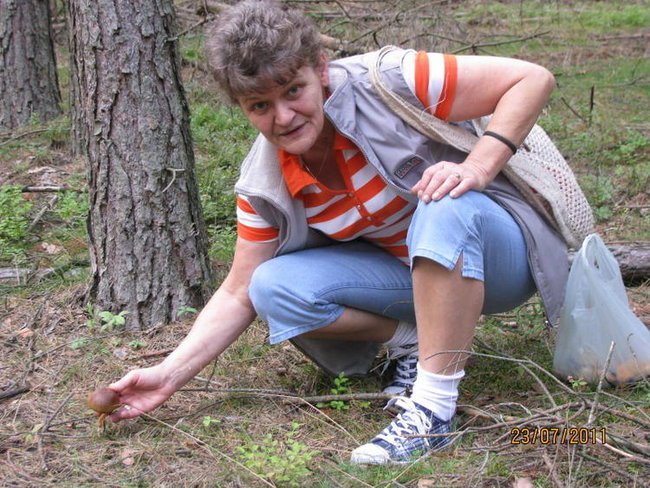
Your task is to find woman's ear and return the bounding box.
[318,52,330,86]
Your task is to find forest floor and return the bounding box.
[1,1,649,487]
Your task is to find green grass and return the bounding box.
[190,102,257,258]
[0,184,33,263]
[458,1,649,33]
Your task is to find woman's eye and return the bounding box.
[251,101,268,112]
[287,85,301,97]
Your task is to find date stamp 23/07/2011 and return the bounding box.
[510,427,607,445]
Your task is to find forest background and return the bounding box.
[0,1,648,486]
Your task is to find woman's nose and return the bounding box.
[274,102,295,126]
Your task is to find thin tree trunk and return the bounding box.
[67,0,213,329]
[0,0,61,130]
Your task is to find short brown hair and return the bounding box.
[205,0,323,103]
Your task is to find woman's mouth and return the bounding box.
[279,124,305,138]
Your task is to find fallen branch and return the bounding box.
[0,128,50,146]
[27,195,59,232]
[21,185,82,193]
[138,347,175,359]
[0,383,31,402]
[542,451,564,488]
[578,452,644,485]
[42,392,74,433]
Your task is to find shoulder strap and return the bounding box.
[369,46,483,152]
[369,45,594,249]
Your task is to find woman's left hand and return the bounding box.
[411,158,493,202]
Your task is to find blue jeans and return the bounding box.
[249,191,536,344]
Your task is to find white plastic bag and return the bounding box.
[553,233,650,385]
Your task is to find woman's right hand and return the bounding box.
[107,366,177,422]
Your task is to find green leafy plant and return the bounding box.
[54,191,88,223]
[237,422,318,487]
[201,415,221,429]
[0,185,33,262]
[581,174,614,222]
[69,337,89,350]
[98,310,129,331]
[568,376,588,391]
[128,340,146,350]
[317,372,351,411]
[176,305,198,319]
[85,303,98,329]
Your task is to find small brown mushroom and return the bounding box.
[87,387,120,428]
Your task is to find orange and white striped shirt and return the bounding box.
[236,51,458,265]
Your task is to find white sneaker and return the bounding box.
[382,343,418,395]
[350,397,455,465]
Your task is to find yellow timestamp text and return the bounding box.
[510,427,606,445]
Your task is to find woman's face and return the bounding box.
[237,59,329,155]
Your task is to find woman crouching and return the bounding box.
[106,0,567,465]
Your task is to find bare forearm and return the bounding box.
[464,66,556,180]
[160,288,257,390]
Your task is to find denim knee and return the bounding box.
[407,192,486,279]
[248,261,275,318]
[248,255,344,343]
[248,258,287,320]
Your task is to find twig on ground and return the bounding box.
[578,452,644,485]
[0,383,31,402]
[202,359,219,391]
[600,390,650,422]
[42,392,74,433]
[606,434,650,458]
[29,329,127,365]
[182,385,395,404]
[595,437,650,465]
[0,128,51,146]
[21,185,80,193]
[138,347,175,359]
[177,386,362,442]
[322,457,375,488]
[520,363,558,408]
[542,451,565,488]
[587,341,615,426]
[27,195,59,232]
[168,15,215,41]
[584,401,650,430]
[559,96,588,123]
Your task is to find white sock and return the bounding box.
[382,321,417,350]
[410,363,465,421]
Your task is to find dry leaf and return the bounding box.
[120,448,136,466]
[41,242,64,255]
[16,327,34,338]
[512,477,535,488]
[112,347,129,360]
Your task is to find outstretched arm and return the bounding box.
[108,237,278,421]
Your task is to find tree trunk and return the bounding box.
[0,0,61,130]
[66,0,213,329]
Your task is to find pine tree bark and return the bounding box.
[66,0,213,329]
[0,0,61,130]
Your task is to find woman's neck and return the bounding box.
[301,120,345,189]
[301,120,335,173]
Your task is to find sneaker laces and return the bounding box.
[382,344,418,396]
[377,343,418,376]
[375,397,431,446]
